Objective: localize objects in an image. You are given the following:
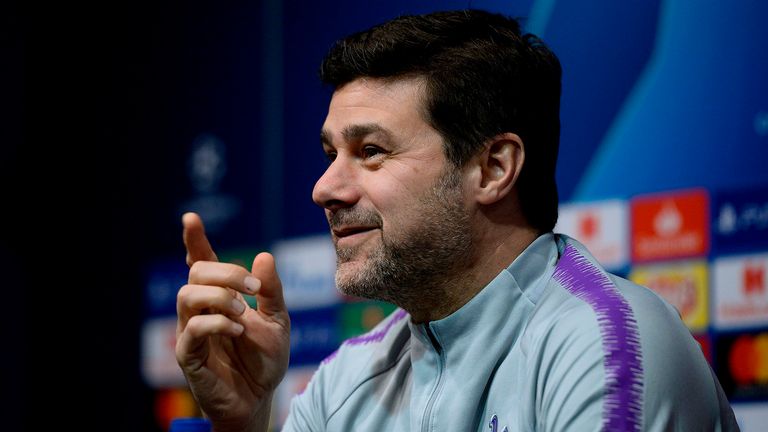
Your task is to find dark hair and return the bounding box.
[320,10,561,233]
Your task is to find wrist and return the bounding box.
[208,394,274,432]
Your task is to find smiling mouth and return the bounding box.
[332,226,378,240]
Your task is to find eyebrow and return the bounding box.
[320,123,394,147]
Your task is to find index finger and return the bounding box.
[182,212,218,265]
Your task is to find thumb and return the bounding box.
[182,212,218,266]
[251,252,288,317]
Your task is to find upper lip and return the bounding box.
[332,226,378,238]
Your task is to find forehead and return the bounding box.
[323,77,429,137]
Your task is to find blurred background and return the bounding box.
[7,0,768,430]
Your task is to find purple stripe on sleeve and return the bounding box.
[553,244,644,432]
[321,309,409,365]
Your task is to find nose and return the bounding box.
[312,156,360,211]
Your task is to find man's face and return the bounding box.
[312,77,473,305]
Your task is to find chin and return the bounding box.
[335,259,364,282]
[334,260,374,295]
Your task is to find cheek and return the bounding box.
[365,177,415,223]
[364,158,450,226]
[381,161,433,195]
[374,192,426,235]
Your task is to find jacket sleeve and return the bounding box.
[527,278,739,431]
[527,304,606,432]
[281,364,328,432]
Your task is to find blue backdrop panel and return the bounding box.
[575,0,768,200]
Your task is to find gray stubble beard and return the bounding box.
[333,169,474,310]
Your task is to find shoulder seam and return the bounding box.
[321,309,409,366]
[324,344,411,426]
[553,242,644,431]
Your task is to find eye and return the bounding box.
[325,150,337,163]
[361,145,385,159]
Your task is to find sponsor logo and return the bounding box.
[716,330,768,400]
[579,212,598,240]
[141,317,186,388]
[712,186,768,253]
[555,199,629,271]
[288,305,339,365]
[718,204,738,235]
[273,235,340,310]
[716,199,768,235]
[729,334,768,385]
[713,253,768,329]
[180,133,241,235]
[744,263,766,296]
[630,189,709,262]
[154,389,200,431]
[630,261,708,331]
[653,201,683,237]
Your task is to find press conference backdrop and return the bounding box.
[139,1,768,430]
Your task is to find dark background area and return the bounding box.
[80,4,259,429]
[2,0,24,426]
[9,2,266,428]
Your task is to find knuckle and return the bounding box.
[224,264,244,285]
[174,341,184,363]
[186,314,225,338]
[177,284,193,304]
[188,261,205,282]
[185,316,204,337]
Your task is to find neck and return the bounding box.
[406,223,540,324]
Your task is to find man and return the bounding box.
[176,10,739,431]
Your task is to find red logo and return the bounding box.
[578,212,599,240]
[728,333,768,385]
[631,189,709,262]
[743,263,765,295]
[653,202,683,237]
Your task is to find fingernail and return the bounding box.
[232,322,244,334]
[232,299,246,315]
[244,276,261,293]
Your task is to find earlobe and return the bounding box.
[476,133,524,205]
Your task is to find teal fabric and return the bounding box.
[283,234,738,431]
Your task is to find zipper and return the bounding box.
[421,323,445,432]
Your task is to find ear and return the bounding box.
[471,132,525,205]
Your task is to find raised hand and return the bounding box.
[176,212,290,432]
